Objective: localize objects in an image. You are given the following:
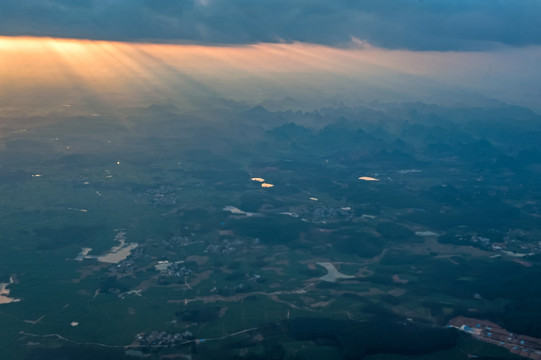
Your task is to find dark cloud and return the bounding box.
[1,0,540,50]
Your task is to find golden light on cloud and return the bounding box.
[261,183,274,188]
[2,36,539,117]
[251,177,265,182]
[358,176,379,181]
[0,36,429,116]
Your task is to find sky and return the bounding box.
[1,0,541,50]
[1,1,540,115]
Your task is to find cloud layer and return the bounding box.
[1,0,540,50]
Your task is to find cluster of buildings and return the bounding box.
[135,331,194,347]
[208,272,261,296]
[204,238,245,255]
[154,261,193,278]
[311,206,353,220]
[449,316,541,359]
[162,234,203,250]
[141,185,180,205]
[459,234,540,258]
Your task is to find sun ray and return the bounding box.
[2,36,541,117]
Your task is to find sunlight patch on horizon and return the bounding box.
[1,36,540,116]
[0,36,426,116]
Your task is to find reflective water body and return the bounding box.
[223,206,256,217]
[0,277,20,304]
[317,262,355,282]
[358,176,379,181]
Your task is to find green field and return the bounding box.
[1,103,541,359]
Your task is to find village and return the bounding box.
[134,330,195,348]
[449,316,541,359]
